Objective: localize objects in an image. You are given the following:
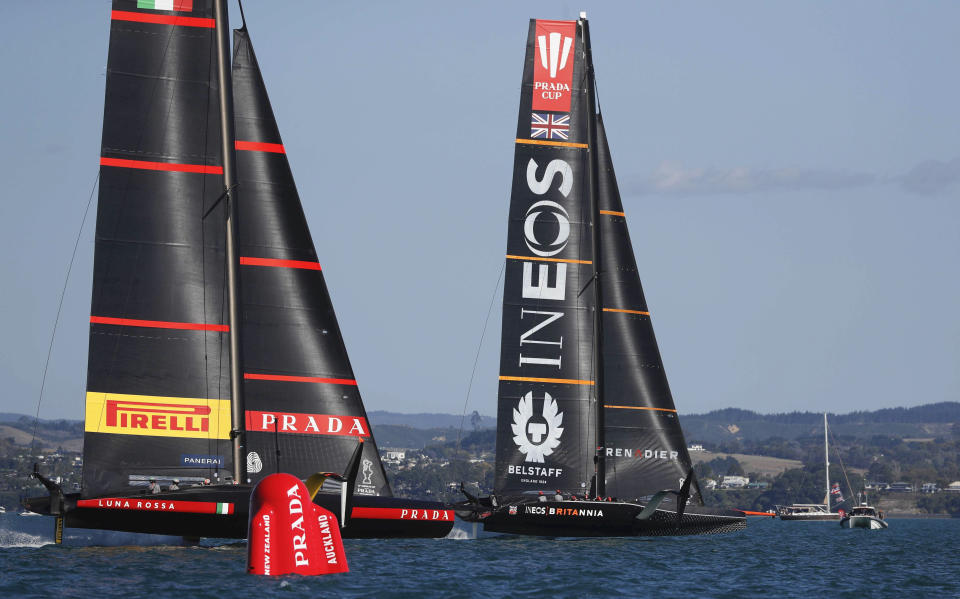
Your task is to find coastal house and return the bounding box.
[381,449,407,465]
[888,482,914,493]
[720,476,750,489]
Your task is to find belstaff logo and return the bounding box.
[85,392,231,439]
[512,392,564,463]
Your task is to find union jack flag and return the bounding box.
[831,483,844,504]
[531,112,570,140]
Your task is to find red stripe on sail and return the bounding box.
[239,257,322,270]
[90,316,228,332]
[100,157,223,174]
[235,140,286,154]
[244,373,357,385]
[110,10,215,28]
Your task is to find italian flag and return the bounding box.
[216,502,232,515]
[137,0,194,11]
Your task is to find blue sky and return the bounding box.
[1,1,957,421]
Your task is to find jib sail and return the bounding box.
[83,0,232,497]
[231,28,391,496]
[595,115,701,502]
[494,19,597,497]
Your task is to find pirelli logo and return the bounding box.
[85,392,231,439]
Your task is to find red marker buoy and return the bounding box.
[247,472,348,576]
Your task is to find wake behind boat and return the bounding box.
[453,14,745,537]
[25,0,451,541]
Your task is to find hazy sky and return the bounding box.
[1,1,957,421]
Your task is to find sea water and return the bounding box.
[1,514,957,598]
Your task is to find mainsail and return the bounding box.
[494,18,699,501]
[231,27,391,496]
[494,19,596,497]
[82,0,390,498]
[83,0,231,496]
[30,0,456,540]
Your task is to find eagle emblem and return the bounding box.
[512,392,564,462]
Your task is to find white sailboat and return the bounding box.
[776,413,841,521]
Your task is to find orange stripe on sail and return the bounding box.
[506,255,592,265]
[599,210,625,216]
[604,404,677,413]
[500,375,595,386]
[602,308,650,315]
[515,138,588,149]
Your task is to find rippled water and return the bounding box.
[1,515,957,598]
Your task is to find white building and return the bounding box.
[381,449,407,464]
[720,476,750,489]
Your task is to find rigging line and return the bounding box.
[455,259,506,456]
[828,427,855,503]
[201,29,220,461]
[237,0,247,31]
[29,170,100,457]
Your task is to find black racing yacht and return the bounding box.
[454,14,745,537]
[25,0,452,541]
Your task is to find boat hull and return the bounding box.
[24,486,453,539]
[465,499,746,537]
[778,513,841,521]
[840,515,888,530]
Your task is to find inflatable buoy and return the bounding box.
[247,472,348,576]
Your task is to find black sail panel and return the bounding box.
[83,0,232,497]
[595,116,701,502]
[231,28,391,496]
[495,20,597,497]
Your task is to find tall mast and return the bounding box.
[581,13,605,497]
[214,0,246,484]
[824,413,830,509]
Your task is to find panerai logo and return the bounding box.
[512,392,563,462]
